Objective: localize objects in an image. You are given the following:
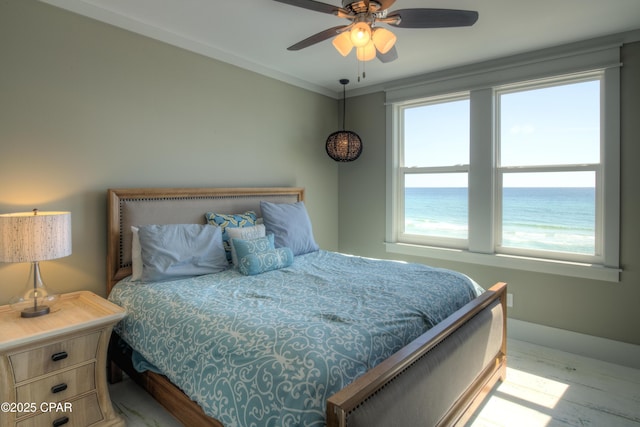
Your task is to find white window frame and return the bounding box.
[385,42,621,282]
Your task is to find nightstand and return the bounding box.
[0,291,126,427]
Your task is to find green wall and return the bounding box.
[2,0,639,349]
[0,0,339,303]
[340,42,640,346]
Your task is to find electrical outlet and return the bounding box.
[507,293,513,308]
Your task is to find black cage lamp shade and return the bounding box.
[326,130,362,162]
[326,79,362,162]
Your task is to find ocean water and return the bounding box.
[404,187,595,254]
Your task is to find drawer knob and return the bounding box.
[51,383,68,394]
[51,351,68,362]
[52,416,69,427]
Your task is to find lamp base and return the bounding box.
[21,304,51,318]
[9,261,58,318]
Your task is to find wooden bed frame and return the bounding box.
[106,187,507,427]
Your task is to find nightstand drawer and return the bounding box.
[16,392,103,427]
[16,363,95,412]
[10,332,101,383]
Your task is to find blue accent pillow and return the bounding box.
[260,201,319,256]
[204,211,257,263]
[238,247,294,276]
[137,224,228,282]
[231,234,275,261]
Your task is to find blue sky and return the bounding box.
[404,79,600,187]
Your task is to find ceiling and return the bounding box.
[42,0,640,98]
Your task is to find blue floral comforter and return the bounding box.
[109,250,482,427]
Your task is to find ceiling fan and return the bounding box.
[274,0,479,63]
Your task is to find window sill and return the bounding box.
[385,242,621,282]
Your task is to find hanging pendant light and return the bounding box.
[326,79,362,162]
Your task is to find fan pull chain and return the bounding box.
[356,57,366,82]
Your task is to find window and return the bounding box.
[386,51,620,282]
[401,95,469,246]
[496,77,601,262]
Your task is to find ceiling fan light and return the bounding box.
[356,41,376,61]
[350,22,371,48]
[332,32,353,56]
[372,27,396,54]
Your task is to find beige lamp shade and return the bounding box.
[350,22,371,48]
[0,211,72,263]
[356,41,377,61]
[332,31,353,56]
[372,27,397,54]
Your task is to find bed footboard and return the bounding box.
[326,282,507,427]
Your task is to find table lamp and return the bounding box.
[0,209,71,317]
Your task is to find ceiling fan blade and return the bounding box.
[387,8,478,28]
[287,25,349,51]
[377,0,396,11]
[377,45,398,63]
[273,0,346,16]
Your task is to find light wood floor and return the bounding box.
[109,339,640,426]
[467,339,640,427]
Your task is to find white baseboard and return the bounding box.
[507,318,640,370]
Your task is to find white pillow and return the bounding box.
[226,224,266,266]
[131,226,142,281]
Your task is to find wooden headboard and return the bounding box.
[106,187,304,294]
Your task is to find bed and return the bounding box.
[106,187,507,427]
